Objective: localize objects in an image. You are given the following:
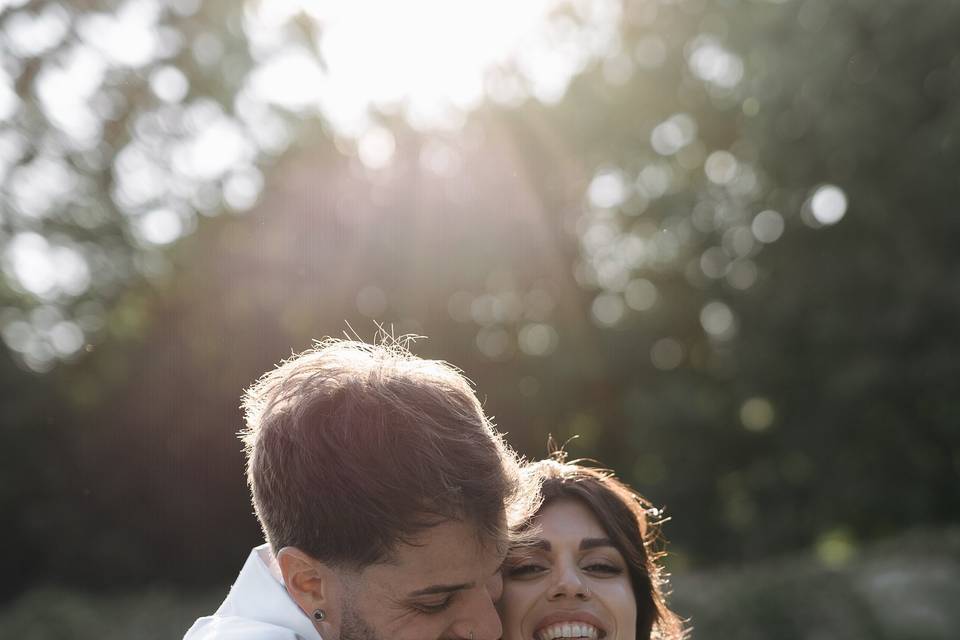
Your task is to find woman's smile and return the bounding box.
[533,612,606,640]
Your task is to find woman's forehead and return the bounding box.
[534,498,607,539]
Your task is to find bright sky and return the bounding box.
[243,0,621,135]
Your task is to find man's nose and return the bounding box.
[458,585,503,640]
[486,571,504,604]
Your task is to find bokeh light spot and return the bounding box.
[78,0,160,68]
[591,293,626,326]
[135,208,184,245]
[1,319,33,353]
[740,397,775,432]
[726,259,758,290]
[588,168,628,209]
[809,184,848,225]
[624,278,658,311]
[700,246,731,279]
[700,300,736,339]
[49,321,85,356]
[704,150,738,185]
[3,233,90,300]
[815,528,856,568]
[357,126,397,170]
[752,209,785,243]
[651,337,684,370]
[223,168,264,212]
[518,323,558,356]
[637,163,671,198]
[687,36,743,89]
[173,115,253,181]
[476,326,512,359]
[2,2,70,57]
[650,113,697,156]
[149,65,189,103]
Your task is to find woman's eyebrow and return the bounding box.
[579,537,615,550]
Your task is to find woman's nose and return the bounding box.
[547,565,590,600]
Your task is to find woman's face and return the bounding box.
[498,497,637,640]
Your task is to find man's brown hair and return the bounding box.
[240,338,520,567]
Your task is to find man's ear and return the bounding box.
[276,547,346,631]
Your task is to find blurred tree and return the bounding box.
[0,0,298,371]
[493,0,960,562]
[1,0,959,594]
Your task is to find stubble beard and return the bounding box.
[339,602,383,640]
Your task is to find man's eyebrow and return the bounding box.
[580,537,615,551]
[407,581,475,597]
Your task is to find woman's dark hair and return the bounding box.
[511,455,686,640]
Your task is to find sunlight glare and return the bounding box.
[3,233,90,300]
[36,45,106,147]
[77,0,161,68]
[319,0,548,118]
[244,0,617,136]
[1,2,70,57]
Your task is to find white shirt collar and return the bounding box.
[215,543,324,640]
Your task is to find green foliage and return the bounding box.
[0,586,223,640]
[0,0,958,607]
[671,528,960,640]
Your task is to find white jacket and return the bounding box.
[184,544,324,640]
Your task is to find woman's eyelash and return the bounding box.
[584,562,623,574]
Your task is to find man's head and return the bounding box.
[240,338,520,640]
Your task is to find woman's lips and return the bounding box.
[533,612,607,640]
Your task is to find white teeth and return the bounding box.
[574,626,596,639]
[535,623,601,640]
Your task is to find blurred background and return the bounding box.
[2,0,960,637]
